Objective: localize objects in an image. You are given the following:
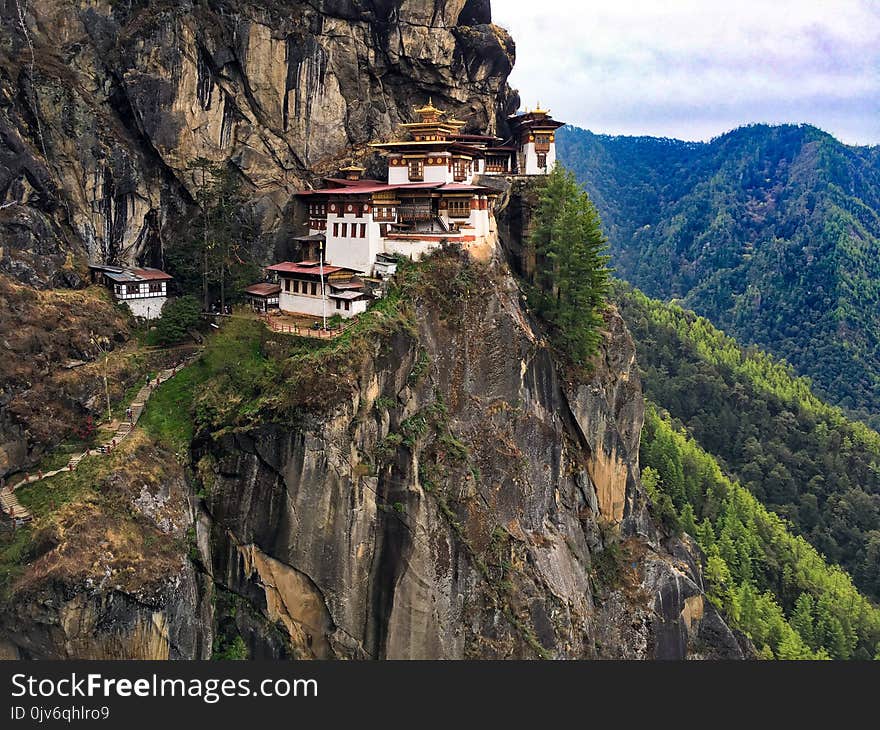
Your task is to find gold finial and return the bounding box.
[533,101,549,115]
[414,97,443,116]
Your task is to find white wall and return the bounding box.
[279,288,365,319]
[383,238,443,261]
[470,206,491,237]
[330,298,368,318]
[125,296,167,320]
[279,289,330,318]
[388,165,410,185]
[423,164,452,184]
[324,212,381,274]
[387,156,475,184]
[522,142,556,175]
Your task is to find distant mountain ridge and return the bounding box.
[558,123,880,428]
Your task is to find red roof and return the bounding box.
[297,181,449,197]
[130,267,173,281]
[452,133,501,141]
[244,283,281,296]
[437,183,489,192]
[267,262,359,276]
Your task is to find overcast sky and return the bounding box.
[493,0,880,146]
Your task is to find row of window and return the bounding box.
[117,282,164,295]
[404,159,472,182]
[284,279,320,296]
[447,199,471,218]
[283,278,353,311]
[332,222,368,238]
[308,203,327,216]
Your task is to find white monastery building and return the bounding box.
[267,261,371,319]
[89,264,173,320]
[258,101,563,319]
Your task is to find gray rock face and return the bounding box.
[197,234,743,659]
[1,564,212,660]
[1,0,517,281]
[0,438,213,659]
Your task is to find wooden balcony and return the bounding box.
[397,205,433,222]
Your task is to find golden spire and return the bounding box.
[414,97,443,114]
[533,101,549,115]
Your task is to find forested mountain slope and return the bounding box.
[616,282,880,603]
[640,405,880,660]
[559,124,880,428]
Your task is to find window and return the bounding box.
[311,282,317,296]
[408,159,423,181]
[333,222,339,236]
[293,280,299,293]
[344,301,350,311]
[535,134,551,152]
[149,282,162,293]
[380,223,388,236]
[126,283,140,295]
[336,299,341,310]
[341,223,348,237]
[537,153,547,168]
[285,279,291,292]
[359,223,366,238]
[374,206,394,221]
[453,159,467,181]
[447,199,471,218]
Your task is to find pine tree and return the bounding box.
[790,593,815,648]
[527,164,611,364]
[167,159,262,308]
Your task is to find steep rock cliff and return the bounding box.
[0,0,746,660]
[1,0,517,281]
[0,432,212,659]
[196,239,746,659]
[0,0,516,478]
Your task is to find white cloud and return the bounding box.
[493,0,880,144]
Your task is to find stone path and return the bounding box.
[0,361,190,526]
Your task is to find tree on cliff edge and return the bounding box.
[527,164,611,365]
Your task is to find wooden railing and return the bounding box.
[397,205,433,221]
[263,315,355,339]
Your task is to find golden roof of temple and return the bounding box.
[414,97,443,116]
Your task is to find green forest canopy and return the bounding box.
[616,283,880,600]
[559,123,880,429]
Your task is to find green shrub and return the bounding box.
[153,295,202,346]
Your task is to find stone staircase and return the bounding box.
[0,361,191,526]
[0,487,30,525]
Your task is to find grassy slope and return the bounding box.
[0,432,188,599]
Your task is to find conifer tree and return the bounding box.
[527,164,611,365]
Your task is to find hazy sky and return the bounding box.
[493,0,880,145]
